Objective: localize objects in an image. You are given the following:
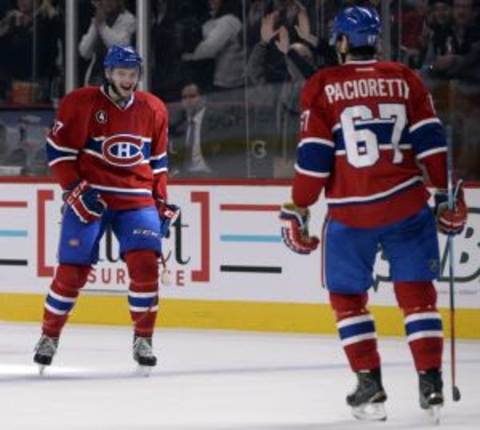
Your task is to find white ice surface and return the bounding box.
[0,322,479,430]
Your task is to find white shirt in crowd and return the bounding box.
[186,107,211,173]
[78,10,136,86]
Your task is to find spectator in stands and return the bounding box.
[429,0,480,79]
[181,0,244,91]
[272,0,311,42]
[252,1,313,84]
[246,0,269,51]
[79,0,135,86]
[169,82,246,177]
[247,22,314,176]
[151,0,210,101]
[421,0,454,72]
[434,0,480,179]
[392,0,429,68]
[0,0,62,103]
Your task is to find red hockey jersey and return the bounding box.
[292,59,448,228]
[46,86,168,210]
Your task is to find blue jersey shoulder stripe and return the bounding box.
[46,140,78,163]
[150,154,168,171]
[410,122,447,158]
[296,140,334,174]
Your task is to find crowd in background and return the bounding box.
[0,0,479,179]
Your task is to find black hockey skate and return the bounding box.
[419,369,444,424]
[133,336,157,375]
[347,368,387,421]
[33,334,58,374]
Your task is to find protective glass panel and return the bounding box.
[0,0,63,175]
[0,0,478,181]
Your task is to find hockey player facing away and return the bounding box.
[280,6,468,422]
[33,45,179,373]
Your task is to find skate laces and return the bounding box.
[133,337,154,358]
[34,335,58,356]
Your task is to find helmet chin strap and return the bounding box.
[336,36,349,65]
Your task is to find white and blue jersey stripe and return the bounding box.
[46,138,79,166]
[150,151,168,175]
[404,311,443,343]
[128,291,159,313]
[410,118,447,160]
[295,138,334,178]
[336,314,377,346]
[44,290,76,316]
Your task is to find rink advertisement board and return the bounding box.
[0,178,479,338]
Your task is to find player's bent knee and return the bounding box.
[55,264,91,291]
[125,249,159,285]
[329,292,369,319]
[394,281,437,312]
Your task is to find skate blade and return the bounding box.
[427,405,442,425]
[352,403,387,421]
[38,364,47,375]
[136,365,153,377]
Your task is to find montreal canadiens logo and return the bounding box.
[102,134,144,167]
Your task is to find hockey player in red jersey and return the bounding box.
[33,45,179,374]
[280,6,467,422]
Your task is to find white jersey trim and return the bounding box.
[83,148,104,160]
[48,156,77,166]
[46,137,79,154]
[326,176,423,204]
[379,143,412,150]
[416,147,447,160]
[90,183,152,195]
[153,167,167,175]
[150,152,167,160]
[410,117,441,133]
[294,164,330,178]
[335,144,411,156]
[298,138,335,148]
[91,134,152,143]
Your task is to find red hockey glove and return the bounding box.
[434,181,467,235]
[279,203,319,254]
[156,199,180,238]
[64,180,106,223]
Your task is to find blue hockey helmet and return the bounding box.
[103,45,142,70]
[331,6,381,48]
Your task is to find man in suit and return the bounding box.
[169,82,246,178]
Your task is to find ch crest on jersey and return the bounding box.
[96,110,108,124]
[102,134,144,167]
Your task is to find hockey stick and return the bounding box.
[446,126,461,402]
